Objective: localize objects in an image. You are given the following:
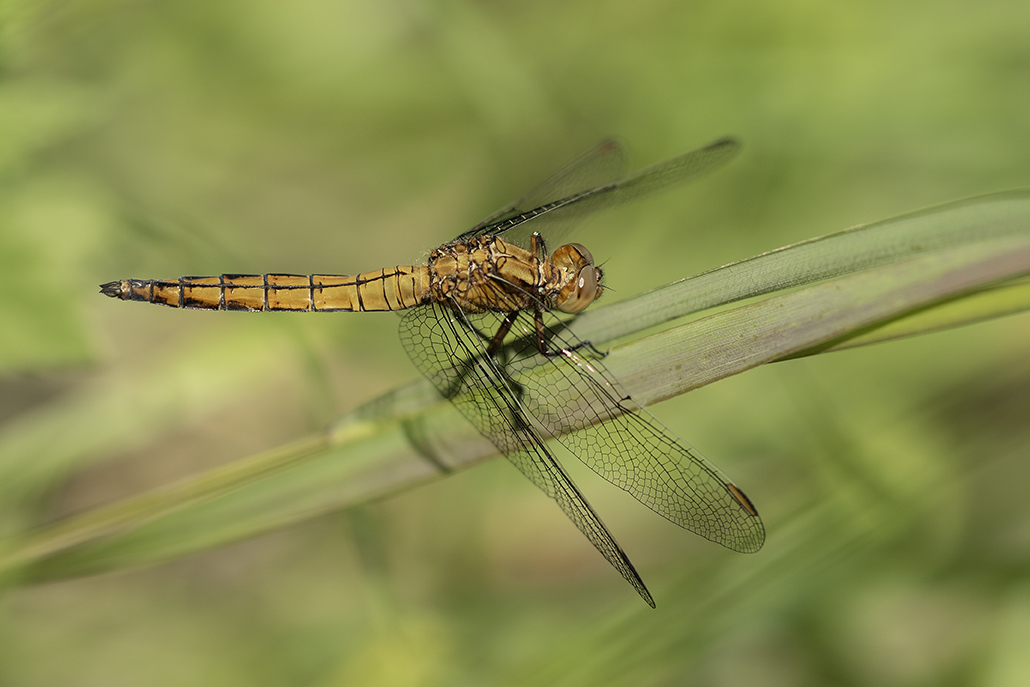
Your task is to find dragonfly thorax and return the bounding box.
[426,236,603,315]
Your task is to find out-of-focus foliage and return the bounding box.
[5,191,1029,588]
[0,1,1028,686]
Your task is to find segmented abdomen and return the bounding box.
[100,267,428,312]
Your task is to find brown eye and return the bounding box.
[550,243,594,271]
[557,265,598,313]
[567,243,593,267]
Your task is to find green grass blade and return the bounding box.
[3,192,1030,582]
[576,191,1030,343]
[611,238,1030,407]
[787,275,1030,356]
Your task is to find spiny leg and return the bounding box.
[444,310,525,400]
[485,311,527,400]
[486,311,518,357]
[530,232,547,261]
[534,309,607,358]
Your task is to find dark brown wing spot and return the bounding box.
[726,483,759,517]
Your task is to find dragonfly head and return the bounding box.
[551,243,604,314]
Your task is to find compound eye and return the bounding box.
[550,243,594,270]
[557,265,598,313]
[567,243,594,267]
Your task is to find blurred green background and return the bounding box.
[1,0,1029,685]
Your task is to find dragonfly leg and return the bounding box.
[486,312,527,400]
[443,311,525,401]
[530,232,547,261]
[486,311,518,357]
[534,310,607,359]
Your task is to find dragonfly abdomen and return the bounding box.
[100,266,430,312]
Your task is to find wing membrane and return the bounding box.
[399,302,656,607]
[459,137,740,244]
[398,137,756,606]
[461,139,626,240]
[497,310,765,553]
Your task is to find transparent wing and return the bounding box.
[399,301,656,607]
[460,139,627,241]
[497,309,766,553]
[457,137,741,247]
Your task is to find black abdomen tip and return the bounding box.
[100,280,128,299]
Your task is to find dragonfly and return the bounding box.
[101,137,764,607]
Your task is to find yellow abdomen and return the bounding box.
[100,266,429,312]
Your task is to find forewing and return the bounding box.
[459,139,627,242]
[457,137,740,248]
[495,309,766,553]
[399,302,656,607]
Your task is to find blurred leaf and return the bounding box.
[0,321,298,539]
[0,81,107,372]
[2,0,1030,684]
[0,81,97,178]
[2,190,1029,582]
